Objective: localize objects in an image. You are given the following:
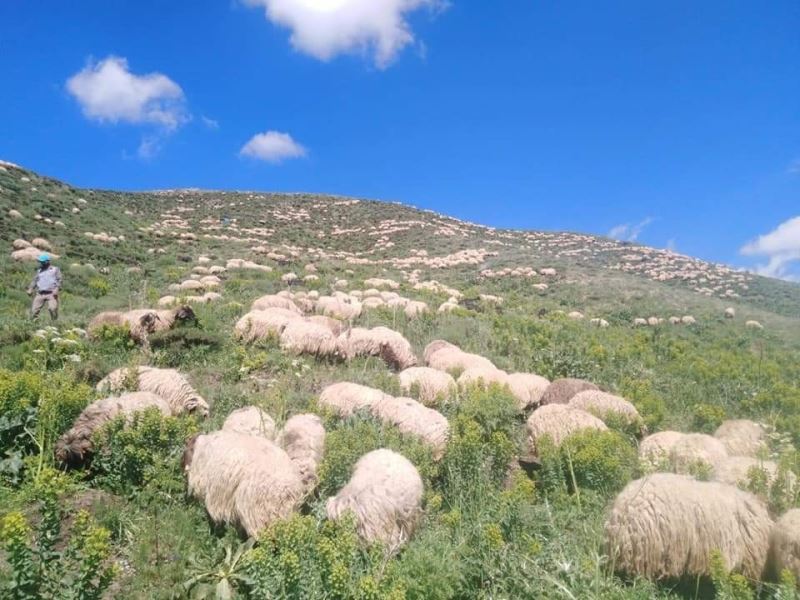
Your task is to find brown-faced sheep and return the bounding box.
[339,326,417,370]
[222,406,277,440]
[370,396,450,460]
[539,378,599,406]
[668,433,728,475]
[398,367,456,406]
[55,392,171,467]
[568,390,644,433]
[638,431,685,471]
[505,372,550,410]
[279,319,341,359]
[318,382,391,417]
[277,413,326,495]
[184,431,305,537]
[604,473,772,580]
[714,419,768,458]
[526,404,608,456]
[88,306,196,344]
[96,366,209,417]
[326,449,423,550]
[234,308,299,343]
[767,509,800,582]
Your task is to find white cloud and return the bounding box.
[201,116,220,130]
[243,0,445,67]
[608,217,654,242]
[788,159,800,174]
[741,216,800,280]
[66,56,188,129]
[240,130,307,163]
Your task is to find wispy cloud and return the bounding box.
[66,56,189,158]
[608,217,655,242]
[201,116,219,130]
[741,216,800,280]
[240,130,307,164]
[242,0,447,68]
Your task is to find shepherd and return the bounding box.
[27,253,62,321]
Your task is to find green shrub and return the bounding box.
[691,402,726,434]
[87,277,111,298]
[149,328,222,368]
[90,408,198,497]
[709,549,755,600]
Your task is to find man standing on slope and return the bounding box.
[27,253,62,321]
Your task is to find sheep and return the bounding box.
[234,308,299,343]
[8,209,22,219]
[505,372,550,410]
[668,433,728,475]
[746,320,764,330]
[714,419,768,458]
[457,366,509,391]
[437,301,459,314]
[713,456,794,490]
[31,237,52,250]
[590,318,610,328]
[363,297,385,309]
[326,449,423,550]
[398,367,456,406]
[277,413,326,495]
[251,294,302,314]
[306,315,346,336]
[316,296,362,320]
[767,509,800,582]
[12,239,31,250]
[55,392,171,467]
[725,307,736,319]
[425,342,495,374]
[539,378,599,406]
[681,315,697,325]
[568,311,584,320]
[158,295,177,307]
[222,406,277,440]
[370,396,450,460]
[423,340,458,364]
[184,431,305,537]
[318,382,390,417]
[568,390,643,432]
[526,404,608,456]
[604,473,772,581]
[404,301,428,318]
[339,326,417,371]
[96,366,209,417]
[633,318,648,327]
[279,319,341,358]
[638,431,685,471]
[12,247,60,261]
[88,306,196,344]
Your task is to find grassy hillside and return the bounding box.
[0,160,799,599]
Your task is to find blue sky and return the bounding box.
[1,1,799,279]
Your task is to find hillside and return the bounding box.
[1,160,800,599]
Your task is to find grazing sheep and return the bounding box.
[404,301,428,318]
[370,396,450,460]
[539,378,599,406]
[279,318,341,358]
[234,308,299,343]
[713,456,793,490]
[326,449,423,549]
[8,209,22,219]
[398,367,456,406]
[457,366,509,391]
[526,404,608,455]
[251,294,302,314]
[725,307,736,319]
[318,382,392,417]
[633,318,648,327]
[184,431,305,537]
[222,406,277,440]
[424,341,495,373]
[714,419,768,458]
[568,390,643,432]
[316,296,362,320]
[339,326,417,371]
[604,473,772,580]
[681,315,697,325]
[568,311,584,320]
[668,316,682,325]
[31,237,52,250]
[437,301,459,314]
[767,509,800,582]
[423,340,458,364]
[505,372,550,410]
[638,431,685,471]
[668,433,728,475]
[590,318,610,328]
[12,246,60,261]
[96,366,209,417]
[277,413,326,495]
[55,392,171,467]
[746,320,764,330]
[12,239,31,250]
[88,306,196,344]
[306,315,346,336]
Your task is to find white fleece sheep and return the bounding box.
[326,449,423,550]
[251,294,302,314]
[638,431,685,471]
[339,326,417,370]
[604,473,772,580]
[234,308,300,343]
[96,366,209,417]
[222,406,277,440]
[505,372,550,410]
[526,404,608,456]
[318,382,391,417]
[398,367,456,406]
[369,395,449,460]
[424,341,495,374]
[279,318,341,358]
[768,509,800,582]
[668,433,728,475]
[568,390,643,431]
[714,419,768,458]
[277,413,326,495]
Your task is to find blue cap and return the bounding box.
[38,253,50,262]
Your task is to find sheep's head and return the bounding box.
[174,305,197,325]
[185,396,209,418]
[182,434,200,472]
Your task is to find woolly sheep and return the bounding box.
[638,431,685,471]
[423,340,457,364]
[457,366,508,391]
[633,318,648,327]
[12,246,60,261]
[746,320,764,330]
[767,509,800,582]
[725,307,736,319]
[339,326,417,370]
[404,301,428,318]
[96,366,209,417]
[306,315,346,336]
[425,343,495,374]
[590,318,610,328]
[681,315,697,325]
[251,294,302,314]
[398,367,456,406]
[714,419,768,458]
[55,392,170,467]
[316,296,362,320]
[279,319,340,358]
[668,433,728,475]
[88,306,196,344]
[234,308,299,343]
[539,378,599,406]
[604,473,772,580]
[12,239,31,250]
[277,413,326,495]
[526,404,608,455]
[370,396,450,460]
[326,449,423,549]
[8,209,22,219]
[184,431,305,537]
[505,372,550,410]
[318,382,390,417]
[568,390,643,432]
[713,456,793,490]
[31,237,52,250]
[222,406,277,440]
